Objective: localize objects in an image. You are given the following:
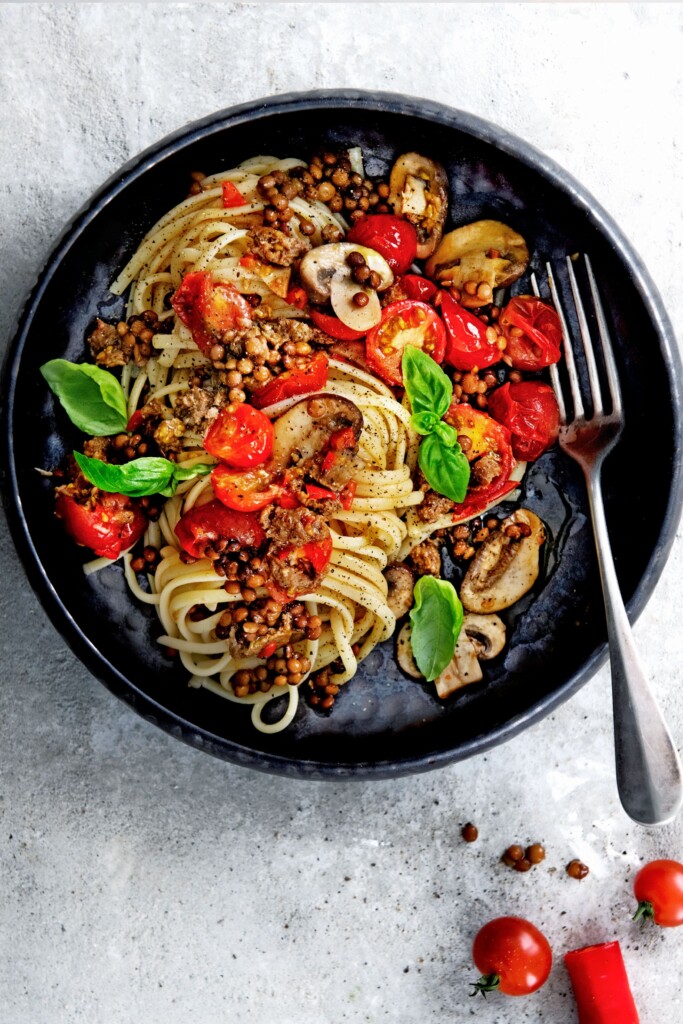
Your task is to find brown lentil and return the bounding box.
[461,823,479,843]
[566,859,590,880]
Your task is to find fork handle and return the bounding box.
[586,469,682,825]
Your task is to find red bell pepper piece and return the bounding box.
[564,941,640,1024]
[285,286,309,309]
[339,480,357,510]
[222,181,246,208]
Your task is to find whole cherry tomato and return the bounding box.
[172,271,252,355]
[203,404,274,469]
[309,309,366,341]
[499,296,562,371]
[487,381,560,461]
[211,463,282,512]
[472,917,552,997]
[346,214,418,274]
[251,351,329,408]
[439,290,502,371]
[366,300,446,386]
[633,859,683,927]
[444,404,516,520]
[55,491,146,560]
[174,499,265,558]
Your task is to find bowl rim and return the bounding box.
[3,88,682,779]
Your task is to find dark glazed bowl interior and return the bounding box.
[2,91,682,778]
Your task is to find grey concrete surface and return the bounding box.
[1,4,682,1022]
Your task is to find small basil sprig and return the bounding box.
[74,451,211,498]
[402,347,471,503]
[40,359,129,436]
[409,575,464,681]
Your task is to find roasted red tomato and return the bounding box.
[309,309,366,341]
[366,300,447,386]
[171,271,252,356]
[439,290,502,371]
[250,351,329,408]
[285,285,309,310]
[55,491,146,560]
[399,274,438,303]
[175,499,265,558]
[500,296,562,371]
[444,404,516,519]
[203,404,274,469]
[328,338,369,372]
[472,917,552,997]
[346,214,418,274]
[488,381,560,461]
[633,860,683,927]
[221,181,246,208]
[211,463,282,512]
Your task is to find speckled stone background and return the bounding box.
[1,4,682,1022]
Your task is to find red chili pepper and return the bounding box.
[305,483,338,501]
[126,410,143,433]
[564,942,640,1024]
[221,181,246,208]
[339,480,357,510]
[260,640,278,659]
[285,286,309,309]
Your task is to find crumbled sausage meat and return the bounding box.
[87,318,130,368]
[472,452,502,487]
[261,506,331,595]
[153,417,185,454]
[248,227,311,267]
[417,490,456,523]
[409,539,442,577]
[173,384,230,433]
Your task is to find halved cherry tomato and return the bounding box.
[488,381,560,462]
[203,404,274,469]
[366,300,447,386]
[347,214,418,274]
[399,274,438,303]
[175,499,265,558]
[221,181,246,208]
[328,339,369,371]
[55,491,146,560]
[472,917,552,997]
[309,309,366,341]
[444,404,516,519]
[211,463,282,512]
[250,351,329,409]
[633,859,683,928]
[285,285,309,309]
[500,296,562,371]
[172,271,252,356]
[439,290,501,371]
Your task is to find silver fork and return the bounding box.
[532,255,682,826]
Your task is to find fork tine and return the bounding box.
[584,254,623,417]
[530,271,567,425]
[545,261,584,423]
[565,256,604,417]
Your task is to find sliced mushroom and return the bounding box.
[299,243,393,331]
[396,622,422,679]
[460,509,545,613]
[271,393,363,469]
[425,220,529,308]
[462,613,506,660]
[389,152,448,258]
[383,563,415,619]
[434,632,483,698]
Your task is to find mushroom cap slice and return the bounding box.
[389,152,449,259]
[460,509,545,613]
[299,243,393,304]
[396,622,422,679]
[425,220,529,307]
[434,632,483,698]
[383,563,415,620]
[271,393,363,469]
[330,275,382,332]
[462,613,506,660]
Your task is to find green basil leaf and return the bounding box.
[418,432,471,503]
[402,346,452,419]
[410,410,440,436]
[409,576,463,681]
[41,359,128,435]
[74,452,211,498]
[432,420,458,448]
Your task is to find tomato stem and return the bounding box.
[632,899,655,924]
[470,973,500,998]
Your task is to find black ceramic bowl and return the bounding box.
[3,91,682,779]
